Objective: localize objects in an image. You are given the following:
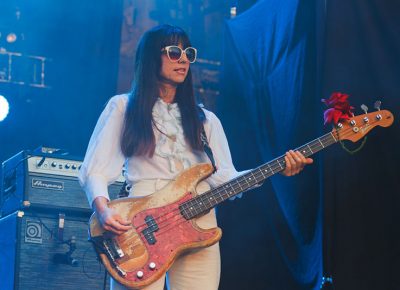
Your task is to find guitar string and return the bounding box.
[135,133,332,237]
[134,129,338,235]
[133,130,334,232]
[144,124,370,239]
[139,132,335,237]
[134,133,335,238]
[133,122,371,237]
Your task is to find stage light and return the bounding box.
[0,95,10,121]
[230,6,237,18]
[6,33,18,43]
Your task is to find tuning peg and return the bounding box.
[374,100,381,111]
[361,104,368,114]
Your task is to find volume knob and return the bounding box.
[136,271,144,278]
[149,262,156,270]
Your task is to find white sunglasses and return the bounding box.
[161,46,197,63]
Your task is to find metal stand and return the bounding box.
[0,48,50,88]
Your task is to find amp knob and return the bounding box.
[149,262,156,270]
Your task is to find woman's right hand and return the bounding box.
[92,197,132,235]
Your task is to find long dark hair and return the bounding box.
[121,25,203,157]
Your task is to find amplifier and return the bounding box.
[0,210,110,290]
[0,151,125,217]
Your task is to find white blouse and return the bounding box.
[79,94,244,207]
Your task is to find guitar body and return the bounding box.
[89,163,222,289]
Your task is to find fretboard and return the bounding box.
[179,131,338,220]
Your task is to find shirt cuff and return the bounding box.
[83,173,110,208]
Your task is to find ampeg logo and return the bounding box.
[32,178,64,191]
[25,220,43,244]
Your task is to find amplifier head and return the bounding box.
[1,151,125,217]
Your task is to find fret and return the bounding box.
[235,178,244,191]
[246,172,256,188]
[318,138,324,148]
[307,144,313,154]
[329,132,338,142]
[330,132,337,142]
[181,206,189,218]
[216,192,224,202]
[276,158,285,170]
[250,171,256,182]
[197,199,204,209]
[321,136,331,146]
[242,175,251,188]
[253,169,264,184]
[259,168,267,178]
[267,163,274,174]
[188,204,196,216]
[262,165,273,177]
[218,188,227,200]
[321,138,330,148]
[223,184,233,198]
[203,194,212,208]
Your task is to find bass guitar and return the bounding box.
[89,109,393,289]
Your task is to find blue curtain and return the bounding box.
[217,1,322,289]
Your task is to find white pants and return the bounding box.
[111,179,220,290]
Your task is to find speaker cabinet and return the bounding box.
[0,210,110,290]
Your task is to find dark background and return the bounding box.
[1,0,399,289]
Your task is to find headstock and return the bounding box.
[332,104,394,142]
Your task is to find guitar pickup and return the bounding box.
[142,215,159,245]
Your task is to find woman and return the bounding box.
[79,24,312,290]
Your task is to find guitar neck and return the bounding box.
[180,131,338,219]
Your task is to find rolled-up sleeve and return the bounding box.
[78,95,127,207]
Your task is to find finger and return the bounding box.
[110,217,132,231]
[101,214,131,233]
[289,150,301,163]
[284,153,291,171]
[285,152,295,176]
[115,215,131,226]
[296,151,313,165]
[107,221,130,235]
[291,151,304,175]
[284,154,291,171]
[294,151,306,162]
[102,224,126,235]
[288,150,299,172]
[116,217,132,231]
[294,151,306,172]
[294,151,314,168]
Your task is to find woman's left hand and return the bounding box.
[281,150,313,176]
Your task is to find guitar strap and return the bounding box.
[197,105,217,173]
[200,121,217,173]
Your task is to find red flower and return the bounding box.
[321,92,354,125]
[322,92,349,107]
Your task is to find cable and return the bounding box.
[103,269,108,290]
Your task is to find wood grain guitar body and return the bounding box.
[89,163,221,289]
